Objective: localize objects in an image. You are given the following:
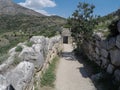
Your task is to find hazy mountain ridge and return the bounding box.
[0,0,44,16]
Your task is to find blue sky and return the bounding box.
[13,0,120,18]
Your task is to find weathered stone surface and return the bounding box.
[107,37,116,50]
[107,64,115,74]
[48,36,61,50]
[95,47,100,55]
[8,47,16,56]
[95,60,101,66]
[100,57,108,69]
[114,69,120,82]
[110,49,120,66]
[95,40,101,48]
[100,49,108,58]
[0,55,15,73]
[30,36,46,45]
[0,75,7,90]
[100,40,108,49]
[6,61,34,90]
[117,20,120,33]
[116,35,120,49]
[19,47,44,69]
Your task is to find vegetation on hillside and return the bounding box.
[0,15,65,55]
[94,9,120,38]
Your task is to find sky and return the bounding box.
[13,0,120,18]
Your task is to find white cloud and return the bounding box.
[18,0,56,15]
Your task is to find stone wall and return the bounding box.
[82,21,120,87]
[0,35,62,90]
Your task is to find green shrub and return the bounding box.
[40,56,59,87]
[108,19,119,38]
[26,41,34,47]
[15,46,23,52]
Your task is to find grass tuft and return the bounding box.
[40,56,59,87]
[26,41,34,47]
[15,46,23,52]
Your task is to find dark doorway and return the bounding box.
[63,36,68,44]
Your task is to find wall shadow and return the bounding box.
[75,53,118,90]
[61,49,117,90]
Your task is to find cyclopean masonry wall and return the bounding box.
[0,35,62,90]
[82,20,120,88]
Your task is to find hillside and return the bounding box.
[0,0,66,54]
[94,9,120,37]
[0,14,66,54]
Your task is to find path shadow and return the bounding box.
[62,49,117,90]
[75,53,117,90]
[61,51,76,61]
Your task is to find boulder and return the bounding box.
[0,75,7,90]
[6,61,34,90]
[116,35,120,49]
[95,47,100,55]
[48,36,61,50]
[100,57,108,69]
[32,44,43,53]
[95,40,101,48]
[0,55,15,73]
[95,60,101,66]
[117,20,120,33]
[107,37,116,50]
[19,47,44,70]
[107,64,115,74]
[100,49,108,58]
[8,47,16,56]
[110,49,120,66]
[100,40,108,49]
[114,69,120,82]
[30,36,46,45]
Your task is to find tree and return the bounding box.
[68,2,97,50]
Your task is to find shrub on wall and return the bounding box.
[15,46,23,52]
[108,19,119,38]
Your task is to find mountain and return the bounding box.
[0,0,44,16]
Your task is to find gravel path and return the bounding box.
[55,44,96,90]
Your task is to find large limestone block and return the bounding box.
[30,36,46,45]
[114,69,120,82]
[100,57,109,69]
[6,61,34,90]
[107,37,116,50]
[100,49,108,58]
[100,40,108,49]
[0,75,7,90]
[19,47,44,69]
[110,49,120,66]
[107,64,115,74]
[95,47,100,55]
[48,36,61,50]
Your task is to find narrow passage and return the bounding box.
[55,44,96,90]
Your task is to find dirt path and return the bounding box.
[55,44,96,90]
